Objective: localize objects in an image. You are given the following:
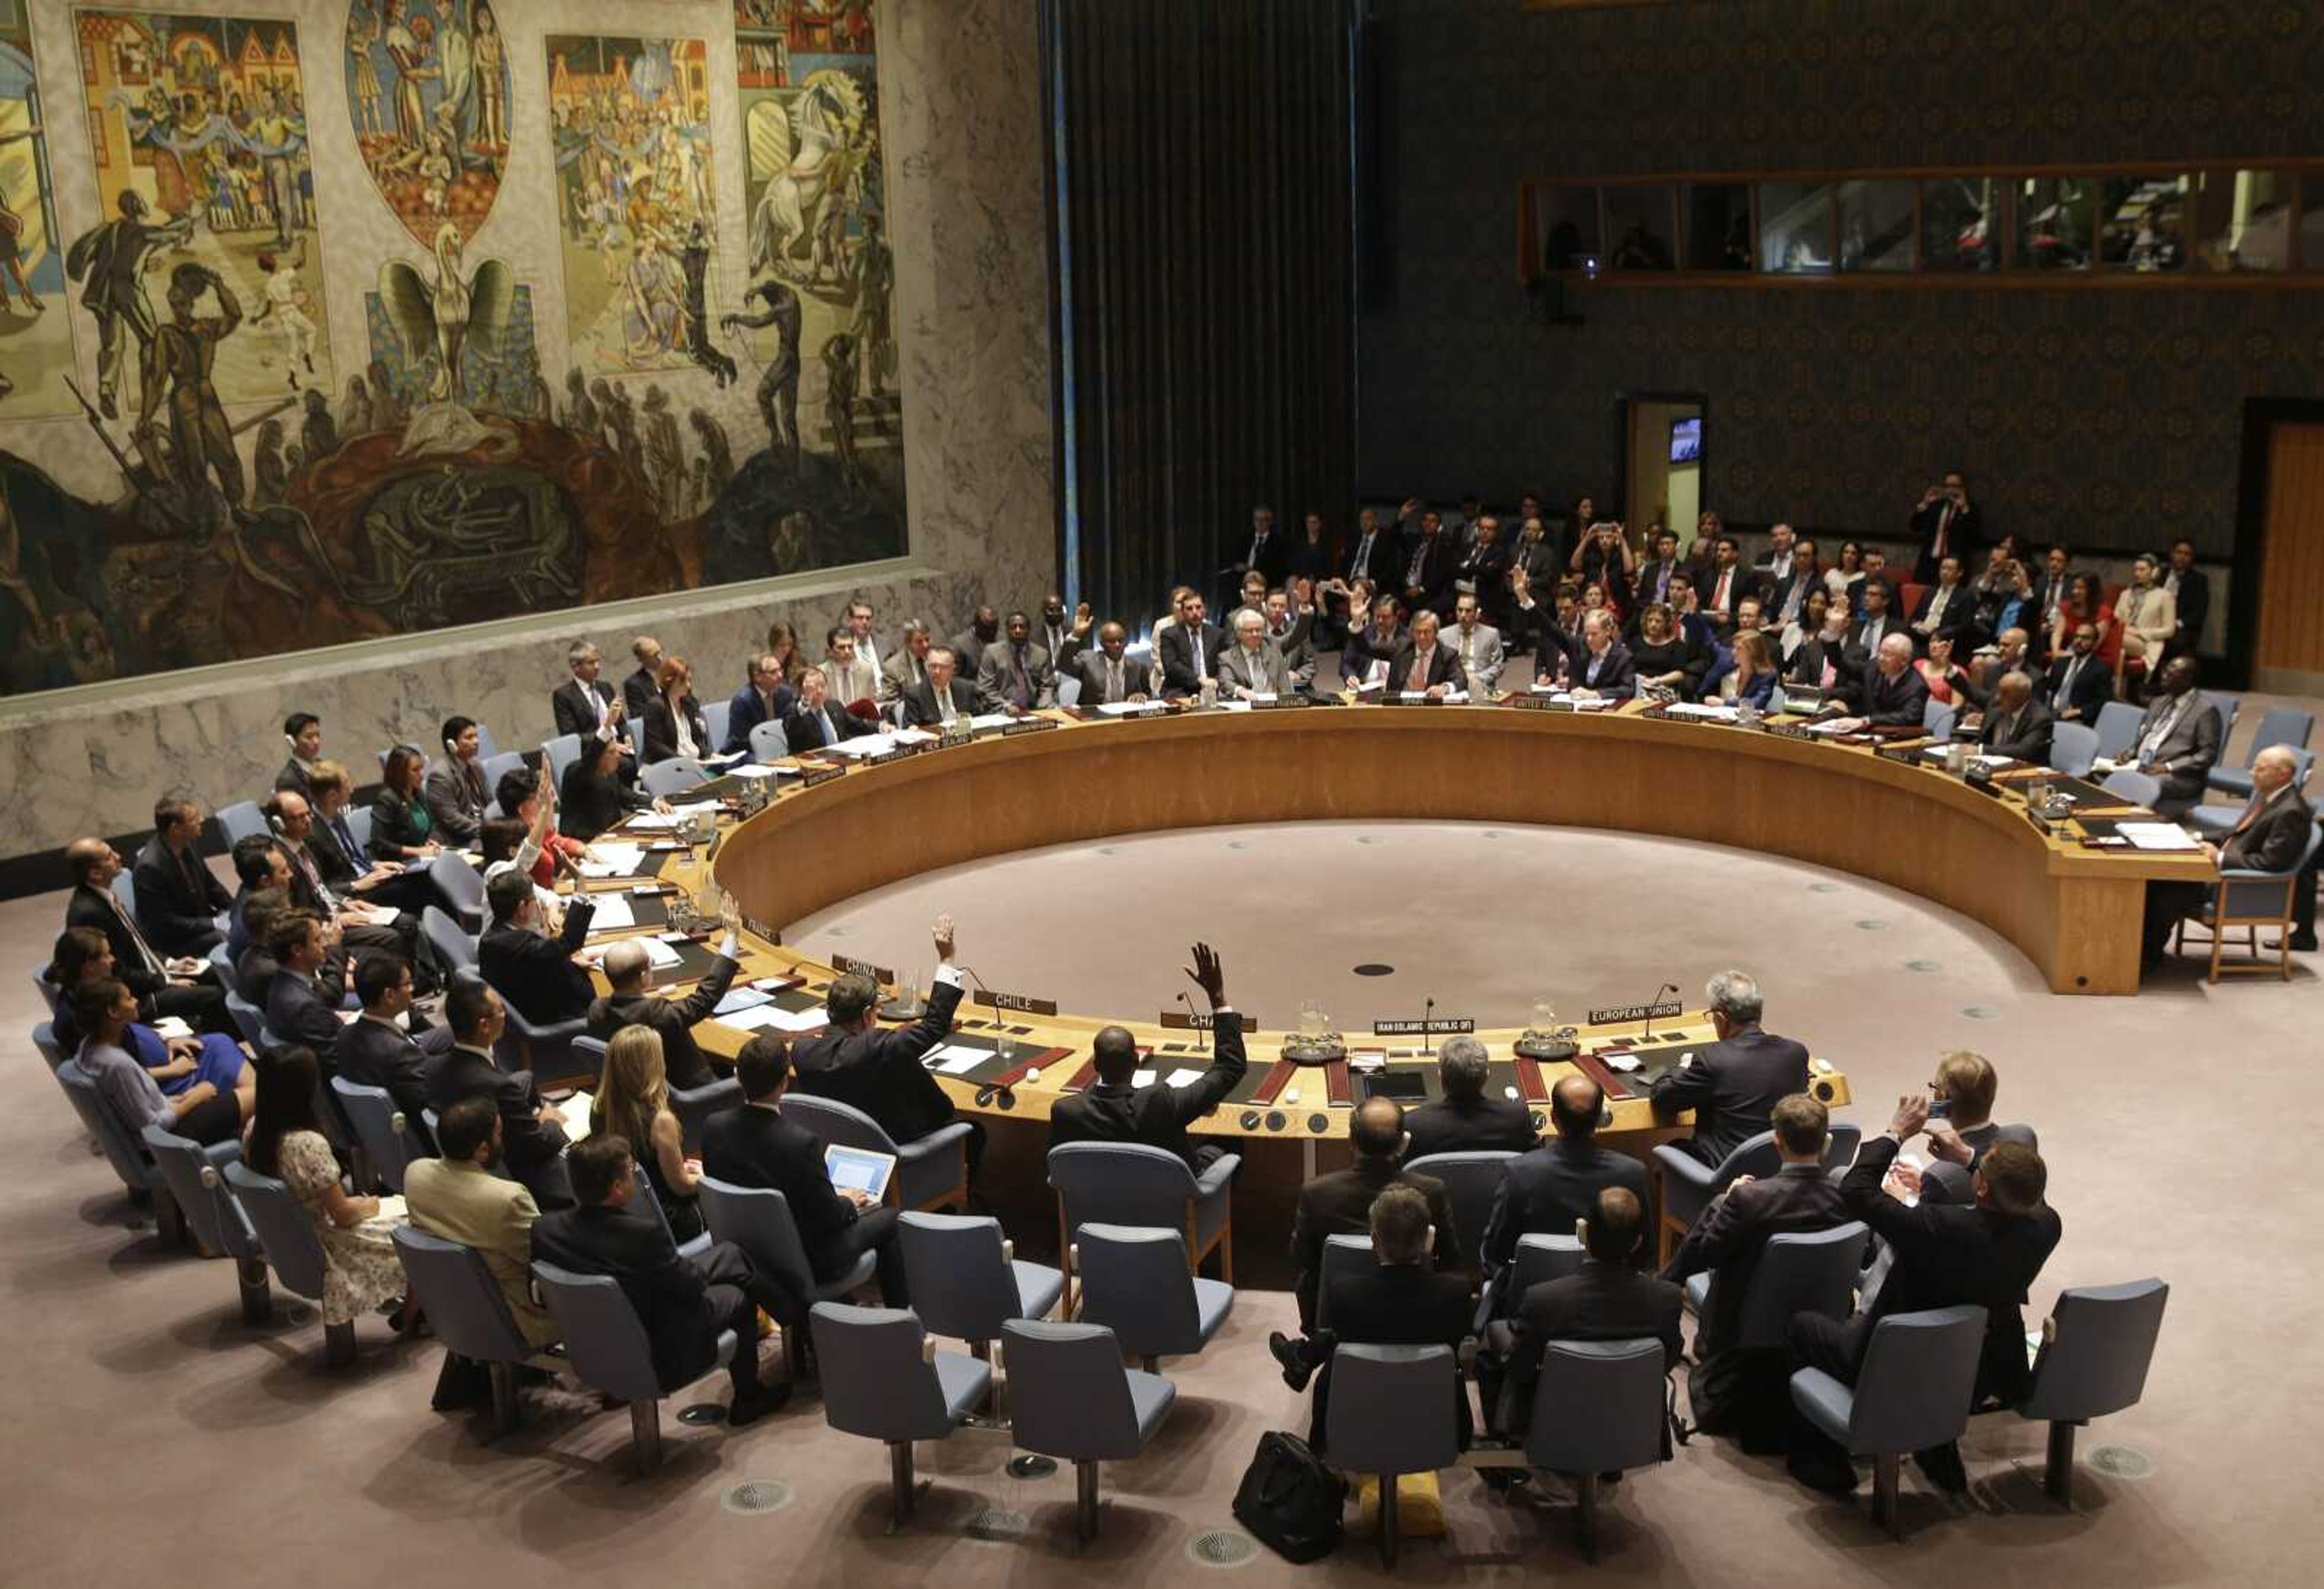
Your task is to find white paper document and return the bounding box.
[826,735,900,758]
[924,1043,990,1075]
[585,892,636,931]
[1095,700,1170,716]
[1667,703,1742,722]
[2119,822,2203,851]
[725,763,783,780]
[152,1017,194,1039]
[623,812,688,830]
[556,1091,596,1141]
[1163,1068,1208,1088]
[968,713,1016,730]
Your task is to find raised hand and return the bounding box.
[1184,940,1226,1007]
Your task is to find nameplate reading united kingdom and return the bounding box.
[1373,1017,1475,1036]
[1160,1009,1259,1032]
[972,988,1060,1017]
[1509,694,1566,711]
[798,765,846,788]
[1002,718,1061,736]
[1587,1000,1684,1024]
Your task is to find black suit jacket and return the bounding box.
[641,694,711,765]
[700,1102,866,1280]
[1660,1162,1853,1359]
[1852,662,1931,727]
[1977,698,2055,764]
[1233,528,1292,588]
[1843,1134,2061,1406]
[780,700,876,753]
[621,666,660,724]
[1500,1259,1686,1434]
[1340,526,1400,589]
[1157,621,1228,698]
[2132,693,2224,809]
[531,1202,718,1391]
[1909,498,1982,577]
[1070,650,1148,707]
[558,760,648,843]
[898,677,979,729]
[1649,1026,1811,1167]
[1571,639,1637,696]
[2041,651,2112,722]
[554,676,622,742]
[310,812,368,888]
[1047,1017,1247,1167]
[1479,1138,1652,1292]
[1289,1161,1457,1328]
[266,966,346,1056]
[67,883,165,994]
[586,953,740,1092]
[1698,563,1753,627]
[789,974,966,1144]
[2167,566,2210,645]
[1403,1095,1537,1162]
[336,1015,433,1121]
[1313,1264,1476,1449]
[424,1044,566,1176]
[1383,640,1467,695]
[1395,534,1456,608]
[131,837,230,955]
[478,897,598,1026]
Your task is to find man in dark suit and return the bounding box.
[701,1033,908,1309]
[1305,1185,1475,1453]
[263,912,349,1058]
[337,954,453,1122]
[1049,942,1245,1169]
[2162,537,2209,662]
[2041,622,2112,723]
[2142,744,2314,962]
[1571,611,1636,698]
[974,610,1059,713]
[1489,1187,1684,1438]
[477,868,597,1027]
[1633,526,1687,612]
[723,652,796,754]
[620,635,665,723]
[1974,672,2054,763]
[780,665,878,752]
[1227,503,1291,597]
[1039,594,1092,675]
[899,646,981,728]
[133,797,232,955]
[950,606,1002,679]
[1841,579,1908,674]
[1069,624,1151,708]
[1396,513,1456,615]
[1403,1035,1536,1161]
[2121,655,2222,817]
[1787,1097,2059,1495]
[1908,555,1975,643]
[587,923,740,1091]
[790,914,979,1167]
[1909,471,1981,584]
[63,837,228,1030]
[1279,1096,1458,1343]
[1661,1093,1853,1447]
[552,641,629,749]
[2024,545,2073,655]
[422,980,574,1208]
[1915,1050,2039,1207]
[1650,970,1811,1167]
[1385,609,1468,697]
[1157,594,1227,699]
[531,1134,793,1424]
[1338,505,1400,593]
[1698,537,1751,636]
[1840,633,1930,727]
[1479,1074,1652,1308]
[1449,517,1511,621]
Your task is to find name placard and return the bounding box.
[741,916,781,945]
[1509,695,1569,712]
[1373,1016,1475,1036]
[798,765,846,788]
[1394,693,1447,706]
[971,987,1059,1017]
[937,730,977,750]
[1586,1000,1684,1024]
[1159,1009,1259,1032]
[1002,717,1061,736]
[865,748,909,766]
[830,954,896,983]
[1249,695,1310,711]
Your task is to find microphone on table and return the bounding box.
[1177,986,1209,1055]
[1641,982,1679,1040]
[957,965,1016,1107]
[1420,994,1434,1053]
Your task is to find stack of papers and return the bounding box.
[826,734,902,758]
[1095,700,1170,716]
[968,713,1016,731]
[152,1016,194,1040]
[712,986,775,1017]
[719,1003,828,1034]
[580,841,646,876]
[1666,702,1742,722]
[556,1090,596,1140]
[623,811,688,830]
[585,892,637,931]
[2118,822,2203,851]
[725,763,785,780]
[923,1043,991,1075]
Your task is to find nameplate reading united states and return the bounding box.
[1587,1000,1684,1024]
[972,988,1060,1017]
[1373,1017,1475,1035]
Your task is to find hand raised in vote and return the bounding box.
[1888,1093,1931,1140]
[1184,941,1226,1008]
[930,914,956,962]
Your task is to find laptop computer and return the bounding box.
[824,1144,898,1203]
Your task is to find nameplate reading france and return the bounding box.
[1159,1009,1259,1032]
[741,916,780,945]
[1373,1017,1475,1036]
[972,988,1059,1017]
[1587,1000,1684,1024]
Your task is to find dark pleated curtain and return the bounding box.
[1045,0,1359,627]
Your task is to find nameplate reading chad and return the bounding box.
[1373,1017,1475,1036]
[971,988,1059,1017]
[1586,1000,1684,1024]
[1159,1009,1259,1032]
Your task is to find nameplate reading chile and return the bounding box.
[1586,1000,1684,1024]
[1372,1017,1475,1036]
[971,988,1060,1017]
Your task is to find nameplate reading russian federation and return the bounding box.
[1159,1010,1259,1032]
[830,954,896,983]
[971,988,1060,1017]
[1373,1017,1475,1036]
[1249,695,1310,711]
[798,765,846,788]
[1587,1000,1684,1024]
[1002,718,1061,736]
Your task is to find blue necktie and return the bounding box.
[817,709,834,747]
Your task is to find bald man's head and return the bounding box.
[1550,1073,1605,1138]
[602,939,651,988]
[2253,744,2299,793]
[1877,632,1914,673]
[1583,1187,1645,1262]
[1350,1096,1407,1159]
[1995,670,2032,708]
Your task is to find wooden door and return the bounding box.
[2254,422,2324,690]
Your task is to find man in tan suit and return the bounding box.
[404,1095,559,1347]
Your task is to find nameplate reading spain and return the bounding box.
[1373,1017,1475,1036]
[971,988,1059,1017]
[798,765,846,788]
[1587,1000,1684,1024]
[1159,1009,1259,1032]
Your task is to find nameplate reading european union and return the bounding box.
[971,987,1059,1016]
[1586,1000,1684,1024]
[1002,718,1061,736]
[798,766,846,788]
[830,954,896,983]
[1160,1009,1259,1032]
[1373,1017,1475,1036]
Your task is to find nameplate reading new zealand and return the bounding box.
[1587,1000,1684,1025]
[971,988,1060,1017]
[1373,1017,1475,1036]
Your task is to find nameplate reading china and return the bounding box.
[1373,1017,1475,1035]
[971,988,1060,1017]
[798,765,846,788]
[830,954,896,983]
[1002,718,1061,736]
[1587,1000,1684,1024]
[1160,1009,1259,1032]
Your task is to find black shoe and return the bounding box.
[1267,1330,1315,1392]
[1912,1441,1968,1493]
[1787,1447,1860,1496]
[2276,934,2319,953]
[727,1380,793,1427]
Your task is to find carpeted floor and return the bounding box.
[8,694,2320,1586]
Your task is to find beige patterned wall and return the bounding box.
[0,0,1053,857]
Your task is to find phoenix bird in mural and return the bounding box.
[376,223,517,402]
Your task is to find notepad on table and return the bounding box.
[585,892,637,931]
[923,1043,990,1075]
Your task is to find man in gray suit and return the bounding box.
[1216,608,1293,698]
[1447,592,1506,695]
[973,610,1057,713]
[878,620,933,703]
[1072,622,1151,706]
[2119,655,2222,817]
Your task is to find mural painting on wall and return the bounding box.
[0,5,73,419]
[344,0,511,247]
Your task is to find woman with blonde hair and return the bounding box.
[591,1026,704,1243]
